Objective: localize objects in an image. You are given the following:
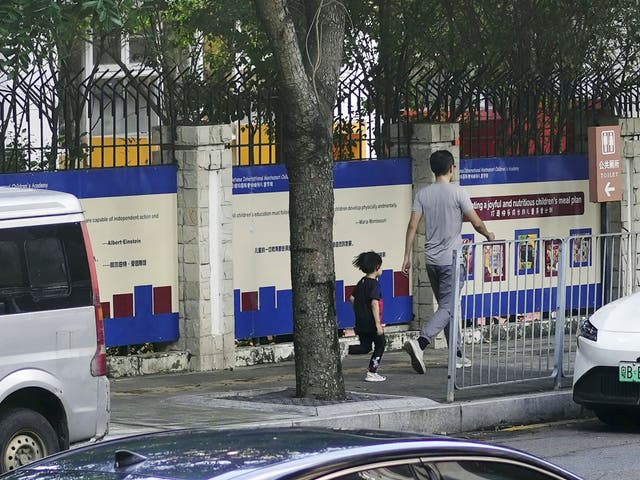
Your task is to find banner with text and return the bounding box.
[459,155,600,317]
[0,167,179,347]
[232,159,413,339]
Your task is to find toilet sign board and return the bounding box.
[588,125,623,202]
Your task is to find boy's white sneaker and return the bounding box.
[365,371,386,382]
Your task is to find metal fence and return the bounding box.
[446,232,640,401]
[0,66,177,172]
[6,59,640,172]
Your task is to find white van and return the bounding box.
[0,187,110,473]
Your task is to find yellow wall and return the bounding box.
[89,136,157,167]
[232,122,367,165]
[232,124,277,166]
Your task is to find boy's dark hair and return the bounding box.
[430,150,455,176]
[352,251,382,274]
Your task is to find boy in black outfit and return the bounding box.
[348,251,387,382]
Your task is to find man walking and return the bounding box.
[402,150,494,374]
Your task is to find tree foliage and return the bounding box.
[346,1,640,112]
[0,0,123,72]
[341,0,640,157]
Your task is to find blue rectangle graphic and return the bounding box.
[459,155,588,186]
[233,158,412,195]
[0,166,177,198]
[105,313,179,347]
[234,268,413,339]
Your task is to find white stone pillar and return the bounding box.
[620,118,640,233]
[393,123,460,348]
[175,125,235,371]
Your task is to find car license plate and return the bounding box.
[619,362,640,382]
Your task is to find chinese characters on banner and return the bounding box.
[459,155,600,284]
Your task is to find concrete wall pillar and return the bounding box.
[391,123,460,348]
[620,119,640,233]
[174,125,235,371]
[619,119,640,291]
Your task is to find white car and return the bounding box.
[573,291,640,426]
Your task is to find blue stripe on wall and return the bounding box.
[232,158,412,195]
[461,283,601,319]
[460,155,588,186]
[0,165,177,198]
[334,158,413,188]
[234,268,413,339]
[104,313,179,347]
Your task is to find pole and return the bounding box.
[447,250,461,402]
[553,238,569,389]
[626,153,633,295]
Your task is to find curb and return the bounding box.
[173,388,440,416]
[220,390,587,435]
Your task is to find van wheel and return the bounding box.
[0,408,59,473]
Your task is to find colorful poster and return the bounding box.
[515,228,540,275]
[461,234,475,280]
[460,155,599,281]
[0,167,179,347]
[484,243,506,282]
[544,240,560,277]
[570,228,592,267]
[459,155,600,318]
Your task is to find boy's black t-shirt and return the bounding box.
[352,276,382,334]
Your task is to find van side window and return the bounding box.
[0,241,24,287]
[0,223,92,314]
[25,238,69,294]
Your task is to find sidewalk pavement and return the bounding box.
[108,346,590,440]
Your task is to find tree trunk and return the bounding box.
[254,0,346,400]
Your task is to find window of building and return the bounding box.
[92,32,152,69]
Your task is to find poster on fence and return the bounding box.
[515,228,540,275]
[458,154,601,319]
[232,159,413,339]
[460,154,599,271]
[544,240,560,277]
[0,167,180,347]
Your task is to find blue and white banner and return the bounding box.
[232,159,413,339]
[459,154,588,186]
[0,166,179,347]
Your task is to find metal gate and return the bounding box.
[446,232,640,401]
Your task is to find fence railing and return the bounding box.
[446,232,640,402]
[0,66,176,172]
[6,59,640,173]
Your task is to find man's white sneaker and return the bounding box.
[456,356,472,368]
[365,371,386,382]
[403,340,426,374]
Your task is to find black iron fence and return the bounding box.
[0,65,174,172]
[3,61,640,172]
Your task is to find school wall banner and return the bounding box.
[458,154,600,317]
[232,159,413,339]
[0,166,179,347]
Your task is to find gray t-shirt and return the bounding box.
[412,182,474,266]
